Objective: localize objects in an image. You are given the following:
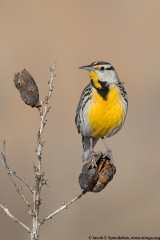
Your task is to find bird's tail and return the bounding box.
[82,136,99,161]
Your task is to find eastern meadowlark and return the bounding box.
[75,61,128,162]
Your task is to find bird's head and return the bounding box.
[79,61,119,89]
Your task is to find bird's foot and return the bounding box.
[89,151,97,167]
[90,151,102,168]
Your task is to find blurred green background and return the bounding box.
[0,0,160,239]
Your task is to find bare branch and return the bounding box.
[41,191,86,224]
[0,203,31,232]
[0,149,32,207]
[38,63,56,135]
[1,64,88,240]
[31,63,56,239]
[36,63,56,161]
[0,141,33,193]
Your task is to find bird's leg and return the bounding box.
[101,137,114,164]
[101,136,109,149]
[90,138,97,167]
[90,137,94,160]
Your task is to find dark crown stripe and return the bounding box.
[91,61,110,66]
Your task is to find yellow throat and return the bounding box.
[89,70,102,89]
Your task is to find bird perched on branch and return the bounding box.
[75,61,128,162]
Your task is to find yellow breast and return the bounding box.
[88,85,125,138]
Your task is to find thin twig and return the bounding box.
[0,203,31,232]
[0,142,33,193]
[0,143,32,207]
[12,171,33,193]
[41,191,86,224]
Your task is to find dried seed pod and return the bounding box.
[79,162,99,192]
[92,153,116,192]
[79,152,102,192]
[79,151,116,193]
[79,153,102,191]
[13,69,40,108]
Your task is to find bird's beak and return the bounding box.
[79,65,95,71]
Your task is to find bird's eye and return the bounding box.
[100,66,104,71]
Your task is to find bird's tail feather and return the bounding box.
[82,136,98,161]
